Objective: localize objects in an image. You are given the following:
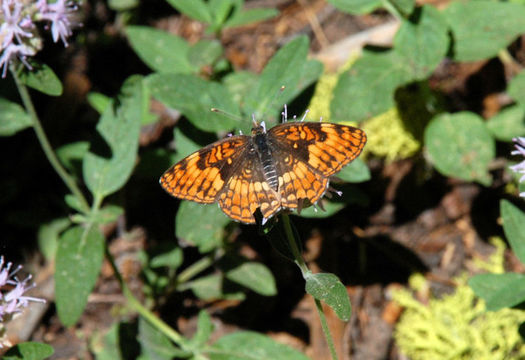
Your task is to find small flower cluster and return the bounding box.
[0,0,79,78]
[0,256,45,348]
[510,137,525,198]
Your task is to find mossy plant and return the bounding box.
[393,240,525,360]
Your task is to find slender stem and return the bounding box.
[11,67,90,213]
[279,213,338,360]
[281,213,308,275]
[105,245,189,349]
[314,298,339,360]
[176,252,218,285]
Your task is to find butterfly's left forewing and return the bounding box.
[160,136,249,203]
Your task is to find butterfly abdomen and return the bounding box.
[253,133,279,191]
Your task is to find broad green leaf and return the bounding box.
[394,5,448,80]
[486,105,525,141]
[305,272,351,321]
[190,310,214,348]
[223,8,279,28]
[223,71,259,107]
[244,36,311,120]
[325,0,382,14]
[336,158,371,183]
[208,0,234,28]
[0,97,32,136]
[92,205,124,225]
[209,331,309,360]
[138,317,190,360]
[187,273,245,301]
[18,62,63,96]
[445,1,525,62]
[55,226,104,326]
[424,112,495,186]
[225,261,277,296]
[331,49,412,122]
[147,73,241,132]
[126,26,194,74]
[188,39,224,69]
[83,78,144,198]
[3,342,54,360]
[166,0,212,23]
[37,217,70,261]
[469,273,525,311]
[150,246,183,269]
[501,200,525,264]
[176,201,230,253]
[508,70,525,105]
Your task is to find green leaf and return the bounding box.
[331,49,412,122]
[188,39,224,70]
[244,36,312,120]
[223,71,259,108]
[445,1,525,62]
[150,246,183,269]
[92,205,124,225]
[225,261,277,296]
[83,77,144,198]
[469,273,525,311]
[190,310,214,348]
[3,342,54,360]
[424,112,495,186]
[501,200,525,264]
[390,0,415,16]
[394,5,448,80]
[37,217,70,262]
[126,26,194,74]
[0,97,32,136]
[108,0,138,11]
[208,0,234,28]
[508,70,525,105]
[188,273,245,301]
[64,194,86,213]
[325,0,382,14]
[147,73,241,132]
[87,92,111,114]
[305,272,351,321]
[486,105,525,141]
[297,201,346,219]
[209,331,310,360]
[336,157,371,183]
[55,226,104,326]
[57,141,90,173]
[166,0,212,24]
[138,317,190,360]
[18,62,63,96]
[176,201,230,253]
[223,8,279,28]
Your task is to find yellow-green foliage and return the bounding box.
[308,58,421,162]
[361,108,420,162]
[393,265,525,359]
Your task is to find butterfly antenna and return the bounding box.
[211,108,243,122]
[300,109,309,122]
[281,104,288,123]
[256,85,286,122]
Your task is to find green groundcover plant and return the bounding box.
[3,0,525,359]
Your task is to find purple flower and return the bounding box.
[0,256,45,324]
[0,43,35,77]
[37,0,79,47]
[0,0,34,49]
[510,137,525,197]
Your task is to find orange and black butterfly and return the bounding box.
[160,120,367,224]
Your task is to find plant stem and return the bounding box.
[314,298,339,360]
[105,244,189,349]
[11,67,90,213]
[280,213,339,360]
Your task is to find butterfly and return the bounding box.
[160,120,367,224]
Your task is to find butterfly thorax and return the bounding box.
[251,126,279,191]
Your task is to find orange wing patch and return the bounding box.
[159,137,248,204]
